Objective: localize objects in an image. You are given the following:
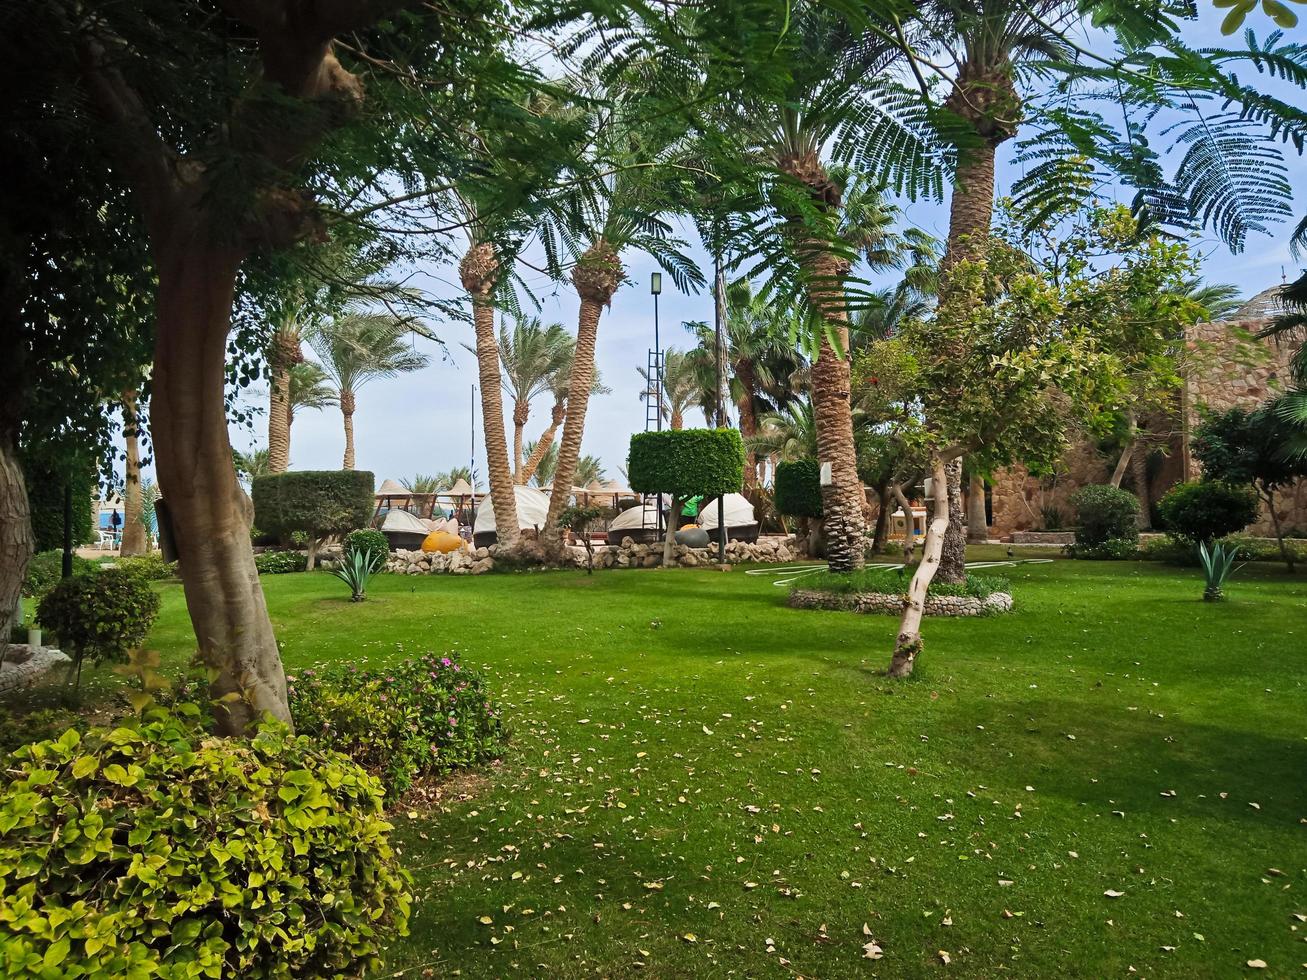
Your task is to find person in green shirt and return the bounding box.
[679,494,703,528]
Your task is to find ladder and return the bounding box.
[644,348,664,432]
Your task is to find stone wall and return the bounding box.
[989,314,1307,538]
[384,534,805,576]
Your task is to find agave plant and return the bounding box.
[1198,540,1241,602]
[331,548,385,602]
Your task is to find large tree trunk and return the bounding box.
[545,240,622,549]
[0,438,34,656]
[662,495,680,566]
[1262,487,1295,572]
[892,483,916,563]
[119,388,148,556]
[153,242,289,735]
[472,298,519,546]
[520,402,564,485]
[340,390,356,470]
[889,453,953,678]
[966,472,988,544]
[267,327,297,474]
[937,458,967,583]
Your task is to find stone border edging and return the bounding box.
[787,588,1014,617]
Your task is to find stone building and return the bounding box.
[987,285,1307,539]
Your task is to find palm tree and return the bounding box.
[637,348,704,430]
[519,353,610,486]
[685,281,804,487]
[575,454,606,487]
[493,316,572,482]
[402,474,442,494]
[285,361,335,467]
[306,312,429,470]
[748,400,819,465]
[524,439,559,488]
[266,313,304,475]
[233,447,272,485]
[1183,278,1242,321]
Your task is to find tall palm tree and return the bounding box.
[306,313,429,470]
[266,313,304,475]
[637,348,703,430]
[491,316,572,482]
[524,439,559,488]
[284,361,335,468]
[684,281,804,486]
[519,354,609,486]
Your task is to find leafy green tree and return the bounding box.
[1192,405,1307,569]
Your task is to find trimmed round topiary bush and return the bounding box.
[774,459,823,519]
[37,567,160,688]
[288,654,506,798]
[1157,480,1260,546]
[344,528,389,562]
[627,428,745,499]
[1070,484,1139,547]
[0,705,411,978]
[251,470,374,568]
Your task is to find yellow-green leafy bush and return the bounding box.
[0,706,411,978]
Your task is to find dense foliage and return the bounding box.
[627,429,745,499]
[254,550,308,575]
[344,528,389,562]
[112,553,178,584]
[1066,537,1142,560]
[21,550,96,600]
[0,706,411,977]
[37,568,160,677]
[774,459,823,519]
[1070,484,1140,547]
[25,457,95,553]
[251,470,374,546]
[1157,481,1260,546]
[288,655,505,798]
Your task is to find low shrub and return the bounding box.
[254,549,307,574]
[1157,481,1259,546]
[344,528,389,561]
[21,550,97,600]
[113,552,178,583]
[1070,484,1139,546]
[1066,537,1141,560]
[0,705,86,755]
[0,705,411,978]
[37,568,161,689]
[288,654,506,798]
[799,566,1010,600]
[1140,533,1307,565]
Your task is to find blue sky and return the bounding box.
[223,6,1306,490]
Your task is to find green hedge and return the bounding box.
[1156,481,1259,546]
[774,459,823,518]
[252,470,374,539]
[1070,484,1139,546]
[627,429,744,498]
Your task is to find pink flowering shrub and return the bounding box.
[287,655,505,798]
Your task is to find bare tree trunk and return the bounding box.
[0,439,34,656]
[736,361,760,488]
[890,453,954,678]
[471,293,519,546]
[811,334,866,572]
[871,485,891,554]
[1109,410,1138,489]
[520,402,564,485]
[340,390,356,470]
[546,240,622,549]
[267,328,297,474]
[119,388,149,556]
[306,535,319,571]
[663,495,679,566]
[1262,487,1295,572]
[153,243,290,735]
[1130,446,1150,529]
[967,472,988,544]
[937,458,967,583]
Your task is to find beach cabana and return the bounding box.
[604,502,662,545]
[380,508,428,550]
[697,492,760,544]
[472,485,549,548]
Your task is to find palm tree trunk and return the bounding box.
[340,389,356,470]
[120,388,148,556]
[520,402,564,485]
[545,239,623,549]
[671,408,683,431]
[967,472,988,544]
[871,485,891,554]
[512,399,529,484]
[472,296,519,546]
[267,328,297,474]
[1130,444,1150,529]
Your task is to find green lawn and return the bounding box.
[140,558,1306,978]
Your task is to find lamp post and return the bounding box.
[651,272,665,539]
[470,384,477,502]
[713,252,726,566]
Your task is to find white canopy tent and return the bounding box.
[604,502,661,544]
[473,485,550,546]
[696,492,760,543]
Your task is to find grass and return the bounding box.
[799,565,1011,599]
[31,555,1307,977]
